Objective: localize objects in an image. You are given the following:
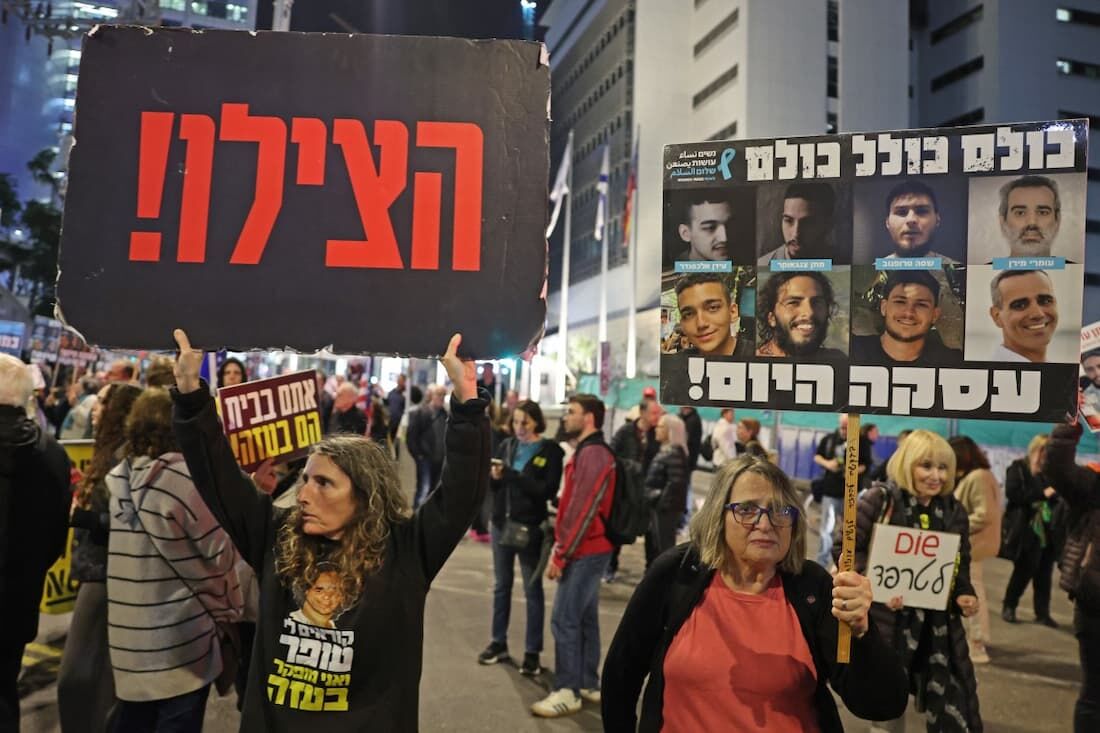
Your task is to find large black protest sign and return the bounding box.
[660,120,1088,422]
[58,27,549,359]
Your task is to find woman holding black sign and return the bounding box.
[169,329,488,732]
[842,429,982,732]
[477,400,563,676]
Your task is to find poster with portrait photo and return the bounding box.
[662,186,757,270]
[851,177,968,265]
[964,265,1083,364]
[661,119,1087,420]
[754,268,850,360]
[965,172,1086,265]
[754,181,851,266]
[848,266,965,366]
[1079,320,1100,432]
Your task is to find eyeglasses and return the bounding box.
[724,502,799,528]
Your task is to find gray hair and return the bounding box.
[688,455,806,575]
[0,354,35,409]
[659,413,688,454]
[998,175,1060,221]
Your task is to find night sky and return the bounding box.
[256,0,549,39]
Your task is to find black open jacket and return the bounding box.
[601,545,909,732]
[489,436,563,527]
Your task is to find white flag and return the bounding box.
[546,134,573,238]
[594,144,610,241]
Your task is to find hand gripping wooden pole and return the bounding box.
[837,412,860,664]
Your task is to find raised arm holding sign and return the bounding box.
[172,328,486,731]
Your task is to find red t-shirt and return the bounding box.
[661,573,821,733]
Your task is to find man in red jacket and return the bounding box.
[532,394,615,719]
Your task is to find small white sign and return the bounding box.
[866,524,961,611]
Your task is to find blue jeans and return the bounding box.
[490,523,545,654]
[111,684,210,733]
[414,456,441,508]
[551,552,610,692]
[817,495,845,568]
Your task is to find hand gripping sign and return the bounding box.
[57,27,549,359]
[866,524,962,611]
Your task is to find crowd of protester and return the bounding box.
[4,343,1100,733]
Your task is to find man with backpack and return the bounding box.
[1043,418,1100,732]
[532,394,615,719]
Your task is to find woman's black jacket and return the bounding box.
[601,544,909,732]
[489,436,563,527]
[644,445,688,514]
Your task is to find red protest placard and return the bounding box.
[216,370,322,472]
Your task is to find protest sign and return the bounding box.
[56,329,98,368]
[866,523,961,611]
[1079,320,1100,431]
[40,440,94,615]
[58,26,549,359]
[660,119,1089,423]
[217,370,322,473]
[29,315,62,364]
[0,319,25,356]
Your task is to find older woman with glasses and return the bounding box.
[602,455,908,732]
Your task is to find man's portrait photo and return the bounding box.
[660,270,754,358]
[756,182,847,265]
[964,265,1083,364]
[852,177,967,265]
[755,269,849,359]
[965,173,1085,264]
[850,268,964,365]
[663,186,756,268]
[1080,347,1100,431]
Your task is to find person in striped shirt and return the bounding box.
[106,387,244,731]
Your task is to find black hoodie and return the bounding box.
[0,405,72,644]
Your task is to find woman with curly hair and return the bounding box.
[169,329,487,732]
[58,381,141,732]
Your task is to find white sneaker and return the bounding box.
[969,642,990,664]
[531,688,582,718]
[580,687,601,703]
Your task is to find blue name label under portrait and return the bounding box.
[675,260,733,273]
[991,257,1066,270]
[770,259,833,272]
[875,257,943,271]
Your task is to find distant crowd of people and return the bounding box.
[4,343,1100,733]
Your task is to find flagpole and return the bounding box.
[626,126,640,379]
[596,145,610,385]
[556,129,574,404]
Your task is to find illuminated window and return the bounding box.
[1057,7,1100,27]
[1057,57,1100,79]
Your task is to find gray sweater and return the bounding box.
[107,452,244,701]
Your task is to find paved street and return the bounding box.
[19,455,1082,732]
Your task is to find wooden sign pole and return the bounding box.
[836,412,860,664]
